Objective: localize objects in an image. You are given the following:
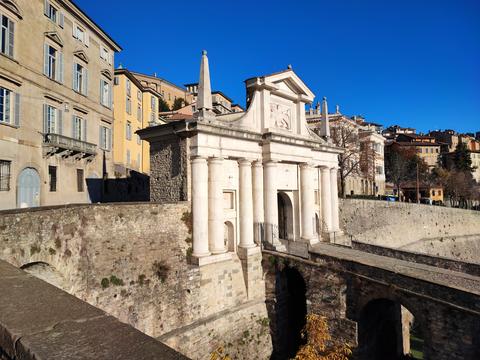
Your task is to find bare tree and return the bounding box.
[359,137,376,194]
[329,121,360,197]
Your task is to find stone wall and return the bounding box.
[0,203,271,359]
[339,199,480,263]
[149,136,189,203]
[0,260,186,360]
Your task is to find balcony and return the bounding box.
[43,133,96,160]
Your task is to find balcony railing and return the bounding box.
[43,133,96,158]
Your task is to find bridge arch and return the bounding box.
[355,297,425,360]
[21,261,67,291]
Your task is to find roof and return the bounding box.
[69,0,121,51]
[130,71,187,92]
[393,141,442,147]
[244,68,293,83]
[212,91,233,103]
[114,69,162,98]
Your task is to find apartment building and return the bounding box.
[392,134,441,168]
[112,69,161,175]
[306,103,386,196]
[185,83,243,114]
[132,72,190,109]
[0,0,121,210]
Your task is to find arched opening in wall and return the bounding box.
[274,265,307,359]
[17,167,41,208]
[223,221,235,252]
[21,262,67,291]
[277,192,293,241]
[356,299,424,360]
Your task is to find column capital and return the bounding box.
[252,160,263,168]
[238,158,253,166]
[263,160,278,167]
[330,167,338,174]
[320,165,331,172]
[191,155,208,162]
[299,162,315,170]
[208,156,224,164]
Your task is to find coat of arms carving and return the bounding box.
[270,103,291,130]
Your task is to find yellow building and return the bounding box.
[113,69,161,175]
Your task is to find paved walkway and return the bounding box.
[310,243,480,296]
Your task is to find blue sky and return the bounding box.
[77,0,479,134]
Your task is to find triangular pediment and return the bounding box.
[101,69,113,80]
[1,0,22,19]
[74,50,89,63]
[265,69,315,102]
[45,32,64,47]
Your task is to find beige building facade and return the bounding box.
[0,0,120,210]
[133,72,190,109]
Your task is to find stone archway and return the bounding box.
[356,298,424,360]
[277,192,293,241]
[274,266,307,359]
[21,262,67,291]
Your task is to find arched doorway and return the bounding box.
[224,221,235,252]
[356,299,424,360]
[21,262,67,291]
[17,167,40,208]
[275,266,307,359]
[277,192,293,240]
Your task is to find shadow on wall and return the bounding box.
[86,171,150,203]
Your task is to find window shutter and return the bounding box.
[99,80,103,105]
[72,115,76,138]
[72,63,77,90]
[99,126,103,149]
[43,104,48,133]
[108,128,112,150]
[82,119,87,141]
[72,24,77,39]
[83,68,89,96]
[8,20,14,58]
[59,12,64,28]
[58,52,64,83]
[44,0,49,16]
[44,44,49,76]
[108,83,112,109]
[57,109,63,134]
[14,93,20,127]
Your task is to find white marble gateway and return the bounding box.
[139,51,344,265]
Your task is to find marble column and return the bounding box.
[320,166,332,233]
[252,161,264,245]
[208,157,225,254]
[300,163,315,241]
[239,159,255,249]
[263,160,280,245]
[330,167,340,232]
[191,156,210,257]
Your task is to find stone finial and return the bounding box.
[320,97,330,138]
[196,50,214,120]
[287,64,292,70]
[336,105,340,114]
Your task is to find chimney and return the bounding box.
[320,97,330,138]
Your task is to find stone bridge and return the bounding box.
[263,243,480,360]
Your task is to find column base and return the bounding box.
[264,241,287,252]
[237,245,260,260]
[190,252,232,266]
[300,236,320,246]
[326,230,351,246]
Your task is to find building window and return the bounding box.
[44,44,63,82]
[100,46,112,64]
[100,79,112,108]
[126,79,131,97]
[0,160,11,191]
[73,24,88,46]
[76,169,84,192]
[44,1,64,27]
[1,15,14,58]
[72,115,85,141]
[151,96,156,110]
[126,96,132,114]
[136,133,141,145]
[99,125,111,151]
[432,190,436,196]
[0,87,11,124]
[137,104,142,121]
[73,63,88,95]
[114,76,119,85]
[49,165,57,192]
[137,90,142,101]
[43,104,61,134]
[126,122,132,140]
[126,150,130,165]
